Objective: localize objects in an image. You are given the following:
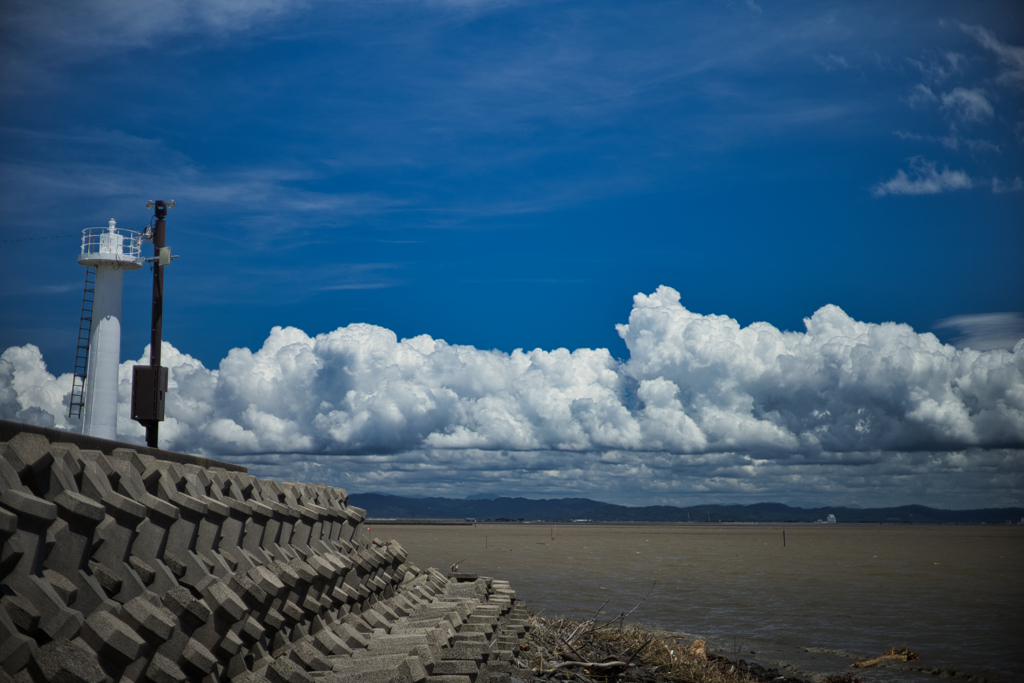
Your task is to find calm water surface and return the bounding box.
[371,524,1024,683]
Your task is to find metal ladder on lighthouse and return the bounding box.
[68,266,96,419]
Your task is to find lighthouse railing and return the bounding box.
[80,227,143,262]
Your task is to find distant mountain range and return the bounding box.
[350,493,1024,525]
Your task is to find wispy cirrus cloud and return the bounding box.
[814,53,851,71]
[0,136,406,242]
[890,24,1022,201]
[904,84,939,108]
[991,176,1024,193]
[935,312,1024,352]
[940,87,994,123]
[961,23,1024,87]
[872,157,971,197]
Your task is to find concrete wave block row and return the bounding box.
[1,431,472,683]
[283,570,531,683]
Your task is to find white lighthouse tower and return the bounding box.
[72,219,144,440]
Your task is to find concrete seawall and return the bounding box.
[0,428,528,683]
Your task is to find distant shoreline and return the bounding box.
[351,492,1024,525]
[366,518,1024,527]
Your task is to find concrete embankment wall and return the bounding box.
[0,428,528,683]
[0,420,247,473]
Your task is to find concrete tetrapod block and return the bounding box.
[41,569,77,606]
[145,652,188,683]
[332,652,428,683]
[247,566,286,601]
[359,608,393,632]
[92,503,150,604]
[451,632,486,647]
[439,644,486,663]
[390,626,449,654]
[264,501,299,564]
[364,634,433,658]
[153,474,213,591]
[458,623,493,636]
[201,579,247,622]
[33,449,81,503]
[1,591,39,635]
[192,580,248,659]
[131,507,182,598]
[287,640,331,672]
[0,451,29,495]
[430,660,479,677]
[194,496,235,579]
[45,491,119,618]
[240,502,275,567]
[0,488,56,528]
[74,462,113,513]
[1,433,54,482]
[156,586,211,674]
[239,615,266,646]
[311,628,352,657]
[230,573,271,615]
[179,637,219,678]
[121,595,178,646]
[0,500,16,542]
[225,508,260,572]
[329,621,369,650]
[255,506,288,565]
[396,621,454,644]
[0,603,36,676]
[265,657,315,683]
[80,609,148,667]
[26,638,105,683]
[0,491,84,642]
[110,448,155,474]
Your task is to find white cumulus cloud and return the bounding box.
[4,287,1022,462]
[5,288,1023,506]
[0,345,74,429]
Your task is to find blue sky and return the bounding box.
[1,0,1022,508]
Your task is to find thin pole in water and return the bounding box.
[783,529,786,547]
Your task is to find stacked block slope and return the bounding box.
[0,431,528,683]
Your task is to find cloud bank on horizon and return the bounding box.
[3,287,1022,509]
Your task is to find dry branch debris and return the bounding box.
[851,645,919,669]
[513,613,806,683]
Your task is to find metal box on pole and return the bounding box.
[130,365,168,422]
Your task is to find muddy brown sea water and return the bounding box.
[369,523,1024,683]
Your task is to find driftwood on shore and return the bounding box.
[851,645,919,669]
[516,608,807,683]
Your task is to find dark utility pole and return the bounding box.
[131,200,173,448]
